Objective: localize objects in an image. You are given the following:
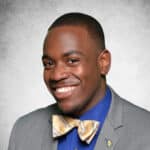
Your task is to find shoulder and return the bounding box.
[110,88,150,125]
[14,103,59,128]
[110,89,150,149]
[121,97,150,122]
[10,104,60,138]
[113,89,150,133]
[121,98,150,130]
[8,104,59,149]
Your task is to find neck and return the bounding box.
[74,80,107,117]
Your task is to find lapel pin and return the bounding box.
[105,138,113,148]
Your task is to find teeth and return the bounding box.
[56,87,75,93]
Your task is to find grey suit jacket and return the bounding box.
[8,89,150,150]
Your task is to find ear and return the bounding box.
[97,49,111,75]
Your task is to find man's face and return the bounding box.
[42,25,109,115]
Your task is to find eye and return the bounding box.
[67,58,80,65]
[43,59,55,69]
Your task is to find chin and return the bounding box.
[58,103,80,115]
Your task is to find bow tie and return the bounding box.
[52,115,100,144]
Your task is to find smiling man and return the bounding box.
[8,13,150,150]
[42,24,109,116]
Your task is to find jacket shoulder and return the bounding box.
[112,93,150,149]
[8,104,59,150]
[122,98,150,125]
[16,104,58,125]
[111,88,150,126]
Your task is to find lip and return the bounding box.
[51,85,77,100]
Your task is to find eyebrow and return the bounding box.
[63,50,84,57]
[42,55,51,60]
[42,50,84,60]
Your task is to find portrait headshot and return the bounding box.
[0,0,150,149]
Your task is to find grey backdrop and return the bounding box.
[0,0,150,149]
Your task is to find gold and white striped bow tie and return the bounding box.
[52,115,100,144]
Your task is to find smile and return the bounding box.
[56,86,76,93]
[52,86,77,99]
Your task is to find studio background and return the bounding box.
[0,0,150,149]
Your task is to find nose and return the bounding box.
[49,62,69,81]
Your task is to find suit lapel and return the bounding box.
[95,88,124,150]
[95,118,119,150]
[41,104,61,150]
[41,134,58,150]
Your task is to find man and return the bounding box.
[8,12,150,150]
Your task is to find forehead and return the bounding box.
[48,25,89,37]
[43,25,98,57]
[45,26,96,45]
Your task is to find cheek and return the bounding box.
[43,70,49,85]
[74,64,100,91]
[80,63,100,80]
[84,69,101,92]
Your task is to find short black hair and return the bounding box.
[48,12,105,50]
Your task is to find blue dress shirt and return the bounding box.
[58,86,112,150]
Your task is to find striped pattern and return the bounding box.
[52,115,100,144]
